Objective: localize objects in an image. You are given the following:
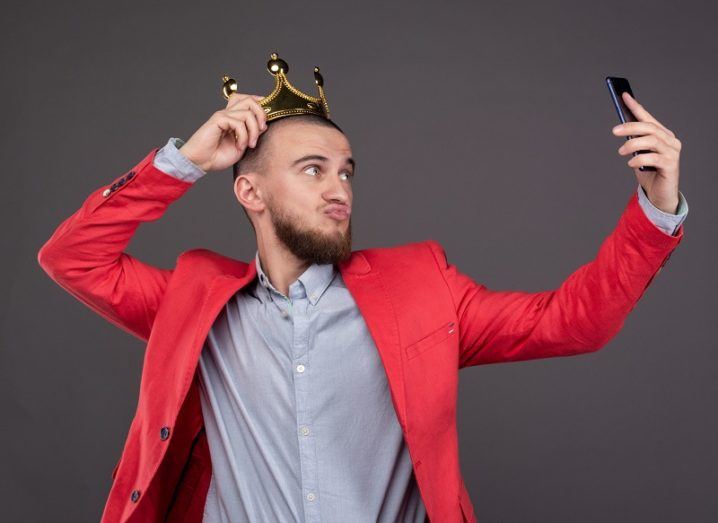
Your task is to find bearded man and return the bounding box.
[37,53,688,523]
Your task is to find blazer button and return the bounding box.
[160,426,170,440]
[130,489,141,502]
[126,171,135,179]
[117,178,126,186]
[102,189,111,197]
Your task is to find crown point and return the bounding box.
[221,75,238,100]
[233,53,331,122]
[267,54,288,75]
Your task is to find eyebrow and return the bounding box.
[290,154,356,171]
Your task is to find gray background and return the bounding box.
[3,0,716,521]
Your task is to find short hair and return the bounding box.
[233,114,346,231]
[232,114,345,182]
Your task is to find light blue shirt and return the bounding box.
[155,138,426,521]
[152,136,688,522]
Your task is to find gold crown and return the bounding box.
[221,52,331,123]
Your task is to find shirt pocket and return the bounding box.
[404,320,456,360]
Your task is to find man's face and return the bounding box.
[259,120,355,266]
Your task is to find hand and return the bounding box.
[179,92,268,172]
[612,91,682,214]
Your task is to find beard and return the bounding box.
[266,194,353,266]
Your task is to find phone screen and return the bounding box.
[606,77,637,123]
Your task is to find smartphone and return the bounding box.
[605,76,656,172]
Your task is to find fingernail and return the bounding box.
[613,125,621,133]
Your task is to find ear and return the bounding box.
[234,173,265,214]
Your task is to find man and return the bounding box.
[37,54,688,522]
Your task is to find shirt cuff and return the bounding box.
[152,137,207,183]
[636,183,688,236]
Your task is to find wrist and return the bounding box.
[641,184,680,215]
[651,196,680,215]
[178,144,208,172]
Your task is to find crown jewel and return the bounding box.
[221,52,331,123]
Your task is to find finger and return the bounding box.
[621,91,659,123]
[226,92,262,110]
[227,96,267,131]
[246,99,268,131]
[617,134,665,156]
[226,92,248,109]
[227,107,263,146]
[627,151,664,170]
[613,121,674,144]
[621,92,675,137]
[236,108,261,147]
[217,113,249,151]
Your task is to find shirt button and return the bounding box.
[310,293,317,301]
[160,426,170,440]
[300,426,310,436]
[130,489,141,502]
[296,364,305,373]
[280,309,288,318]
[307,492,316,501]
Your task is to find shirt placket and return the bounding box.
[288,282,321,522]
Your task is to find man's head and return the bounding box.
[232,114,355,266]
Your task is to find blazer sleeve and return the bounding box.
[426,189,685,369]
[37,147,194,343]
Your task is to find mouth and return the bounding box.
[324,205,351,221]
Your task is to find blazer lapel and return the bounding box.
[177,259,259,408]
[338,253,408,432]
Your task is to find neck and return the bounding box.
[255,234,311,297]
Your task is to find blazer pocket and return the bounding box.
[405,320,456,360]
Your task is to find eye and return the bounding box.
[304,164,354,182]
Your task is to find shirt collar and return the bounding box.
[254,250,336,306]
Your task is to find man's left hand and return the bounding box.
[612,91,682,214]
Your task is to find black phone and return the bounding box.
[605,76,656,172]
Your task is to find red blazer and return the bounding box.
[37,147,684,522]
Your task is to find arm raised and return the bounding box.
[427,189,685,369]
[37,148,194,342]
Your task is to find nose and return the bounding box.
[323,173,351,205]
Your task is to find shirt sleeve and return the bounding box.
[635,183,688,236]
[152,137,207,183]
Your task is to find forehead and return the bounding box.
[271,121,352,160]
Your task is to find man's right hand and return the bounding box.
[178,92,269,173]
